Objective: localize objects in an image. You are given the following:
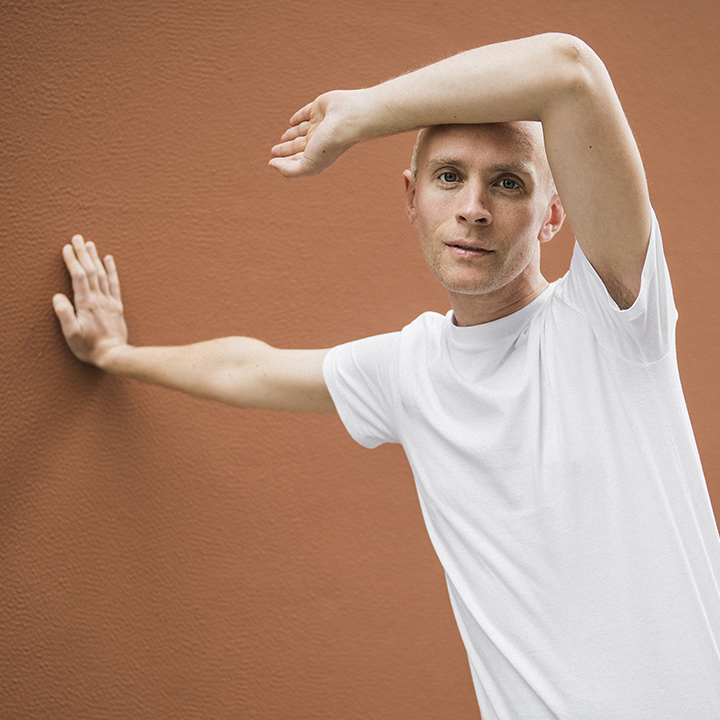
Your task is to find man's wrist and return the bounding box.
[92,342,133,375]
[327,87,397,147]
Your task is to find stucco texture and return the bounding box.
[2,1,719,718]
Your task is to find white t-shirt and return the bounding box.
[323,213,720,719]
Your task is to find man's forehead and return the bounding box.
[419,123,544,173]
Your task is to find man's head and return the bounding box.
[404,122,565,321]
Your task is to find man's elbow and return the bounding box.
[544,32,609,95]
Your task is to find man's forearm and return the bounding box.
[270,33,606,179]
[355,33,595,142]
[97,337,274,407]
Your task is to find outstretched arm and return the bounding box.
[270,33,651,307]
[53,235,336,413]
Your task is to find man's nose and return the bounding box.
[456,186,491,225]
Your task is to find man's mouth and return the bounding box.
[446,242,493,257]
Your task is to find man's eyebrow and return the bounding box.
[427,156,460,167]
[485,162,535,178]
[423,156,463,173]
[424,157,535,178]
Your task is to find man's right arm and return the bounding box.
[53,235,336,414]
[270,33,651,309]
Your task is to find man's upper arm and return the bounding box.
[256,347,337,414]
[542,38,652,309]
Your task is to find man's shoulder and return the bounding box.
[328,311,447,368]
[403,310,448,333]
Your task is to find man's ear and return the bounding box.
[403,169,418,228]
[538,193,565,243]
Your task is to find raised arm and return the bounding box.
[270,33,651,307]
[53,235,336,413]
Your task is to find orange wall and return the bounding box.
[2,1,718,718]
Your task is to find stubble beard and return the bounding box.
[420,230,540,299]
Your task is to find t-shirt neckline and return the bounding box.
[447,283,556,347]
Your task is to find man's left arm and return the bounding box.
[270,33,651,308]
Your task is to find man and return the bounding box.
[54,33,720,719]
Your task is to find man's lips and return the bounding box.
[446,242,493,257]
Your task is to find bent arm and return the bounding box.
[54,235,336,413]
[271,33,651,307]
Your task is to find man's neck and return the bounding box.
[449,275,550,327]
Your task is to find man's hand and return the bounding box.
[52,236,335,412]
[53,235,128,368]
[269,90,367,178]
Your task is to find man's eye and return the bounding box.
[438,172,460,183]
[498,178,520,190]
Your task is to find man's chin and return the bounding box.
[437,276,498,297]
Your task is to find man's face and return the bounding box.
[404,123,563,303]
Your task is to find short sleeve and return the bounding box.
[555,210,678,363]
[323,332,402,448]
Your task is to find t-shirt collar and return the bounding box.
[447,283,556,346]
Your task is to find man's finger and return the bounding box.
[62,243,91,301]
[71,234,100,291]
[288,101,313,127]
[279,121,310,143]
[104,254,122,301]
[271,135,308,158]
[268,154,308,178]
[52,293,80,338]
[86,241,110,295]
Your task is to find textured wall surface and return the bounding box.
[2,1,719,718]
